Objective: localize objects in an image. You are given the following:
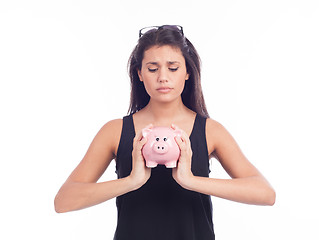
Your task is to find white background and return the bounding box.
[1,0,318,239]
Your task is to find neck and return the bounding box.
[143,98,188,125]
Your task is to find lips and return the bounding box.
[156,87,172,93]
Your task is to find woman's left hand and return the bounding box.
[171,124,194,190]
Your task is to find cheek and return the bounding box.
[140,76,153,95]
[140,68,154,82]
[177,74,187,88]
[141,74,152,86]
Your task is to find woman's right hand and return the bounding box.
[129,125,152,190]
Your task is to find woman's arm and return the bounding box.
[172,119,276,206]
[54,120,151,213]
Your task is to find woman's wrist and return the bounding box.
[126,174,147,191]
[176,172,196,191]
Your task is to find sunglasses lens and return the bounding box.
[163,25,182,32]
[139,25,183,38]
[139,27,158,37]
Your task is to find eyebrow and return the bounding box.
[146,61,181,65]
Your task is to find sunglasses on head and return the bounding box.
[139,25,184,38]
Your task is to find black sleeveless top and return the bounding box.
[114,114,215,240]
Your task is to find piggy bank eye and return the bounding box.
[156,137,160,141]
[163,137,167,141]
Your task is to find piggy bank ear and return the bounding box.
[142,127,153,138]
[171,124,182,137]
[173,129,182,137]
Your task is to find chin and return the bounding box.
[153,95,182,104]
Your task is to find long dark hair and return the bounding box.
[127,26,209,118]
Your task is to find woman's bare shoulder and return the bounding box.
[206,117,225,133]
[102,118,123,131]
[95,118,123,156]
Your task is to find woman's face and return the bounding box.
[138,45,189,104]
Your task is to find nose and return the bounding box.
[158,68,169,83]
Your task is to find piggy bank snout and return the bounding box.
[153,142,169,154]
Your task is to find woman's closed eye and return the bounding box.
[169,67,179,72]
[147,67,179,73]
[148,68,158,72]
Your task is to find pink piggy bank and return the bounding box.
[142,126,181,168]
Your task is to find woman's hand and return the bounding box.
[129,125,152,190]
[171,124,195,190]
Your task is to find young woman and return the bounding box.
[54,25,276,239]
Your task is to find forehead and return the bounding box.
[142,45,185,64]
